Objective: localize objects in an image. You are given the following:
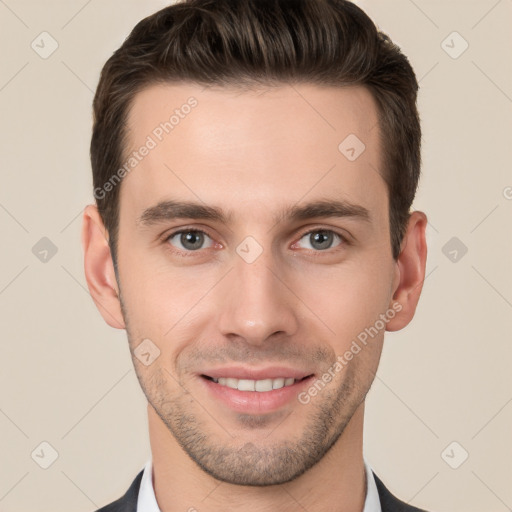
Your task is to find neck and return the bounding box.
[148,402,367,512]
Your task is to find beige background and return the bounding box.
[0,0,511,511]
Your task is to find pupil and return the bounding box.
[182,231,203,250]
[311,231,332,250]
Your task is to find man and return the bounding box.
[82,0,430,510]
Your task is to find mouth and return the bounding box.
[198,368,315,414]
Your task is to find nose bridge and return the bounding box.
[217,245,299,344]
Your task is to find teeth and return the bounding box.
[238,379,255,391]
[224,377,237,388]
[255,379,272,392]
[214,377,298,391]
[273,378,285,390]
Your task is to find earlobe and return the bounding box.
[386,211,428,332]
[81,204,125,329]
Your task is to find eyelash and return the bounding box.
[162,226,350,256]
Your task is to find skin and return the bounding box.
[82,82,427,512]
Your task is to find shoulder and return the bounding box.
[93,469,144,512]
[373,472,432,512]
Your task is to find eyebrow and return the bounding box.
[137,198,371,228]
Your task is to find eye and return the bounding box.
[294,229,346,251]
[165,229,214,252]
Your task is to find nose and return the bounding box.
[217,249,300,346]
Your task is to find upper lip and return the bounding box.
[201,366,314,381]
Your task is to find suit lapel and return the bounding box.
[95,469,144,512]
[372,471,429,512]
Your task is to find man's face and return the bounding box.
[116,83,398,485]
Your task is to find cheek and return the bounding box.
[294,257,392,339]
[117,243,172,335]
[121,274,183,336]
[117,246,218,343]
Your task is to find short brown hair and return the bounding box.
[90,0,421,269]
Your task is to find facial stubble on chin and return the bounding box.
[134,351,366,483]
[119,292,369,486]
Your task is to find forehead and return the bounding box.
[121,82,386,225]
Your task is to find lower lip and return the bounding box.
[200,375,314,414]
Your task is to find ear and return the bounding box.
[81,204,125,329]
[386,210,428,332]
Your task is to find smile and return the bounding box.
[199,371,315,414]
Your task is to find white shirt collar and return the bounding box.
[137,458,381,512]
[363,458,382,512]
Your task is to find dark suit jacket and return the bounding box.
[95,469,430,512]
